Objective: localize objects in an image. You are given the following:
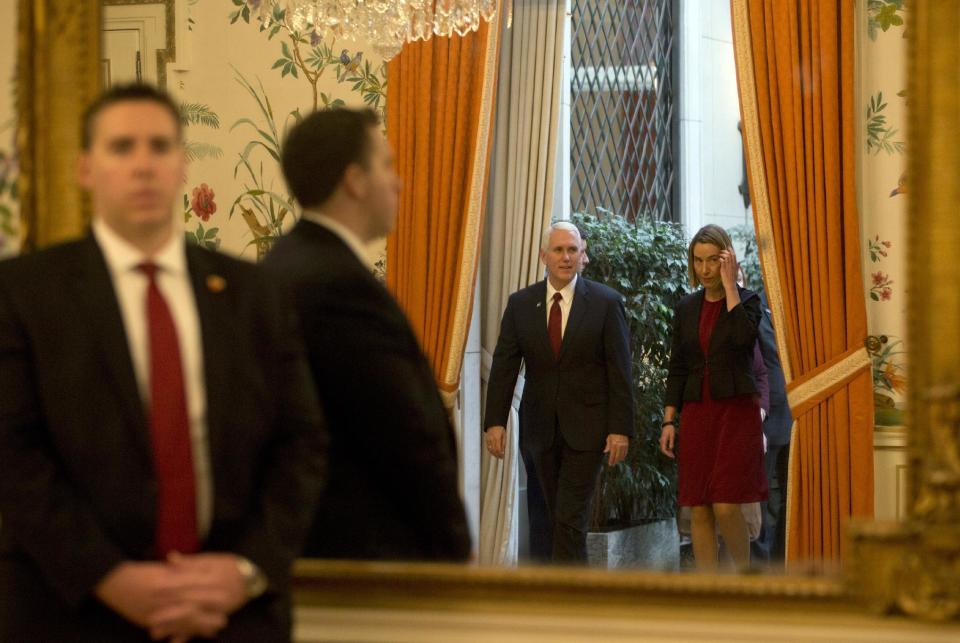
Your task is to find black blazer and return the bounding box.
[484,278,634,452]
[757,292,792,446]
[0,235,327,641]
[665,286,762,411]
[263,220,470,561]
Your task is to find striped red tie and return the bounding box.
[137,262,198,557]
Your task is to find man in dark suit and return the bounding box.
[484,222,634,564]
[521,234,592,563]
[753,291,792,563]
[0,84,327,641]
[263,108,470,561]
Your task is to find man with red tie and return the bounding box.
[484,222,634,563]
[0,84,327,641]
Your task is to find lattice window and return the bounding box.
[570,0,676,222]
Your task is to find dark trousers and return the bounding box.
[529,426,604,564]
[520,445,553,562]
[750,442,789,564]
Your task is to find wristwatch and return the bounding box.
[661,419,677,428]
[235,556,268,599]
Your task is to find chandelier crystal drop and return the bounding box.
[268,1,499,61]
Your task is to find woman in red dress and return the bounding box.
[659,225,767,570]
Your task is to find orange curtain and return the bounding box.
[732,0,874,564]
[385,13,501,398]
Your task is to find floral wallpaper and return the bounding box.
[0,0,18,258]
[861,0,908,425]
[174,0,387,262]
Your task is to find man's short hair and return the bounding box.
[540,221,582,250]
[281,107,381,209]
[81,83,183,150]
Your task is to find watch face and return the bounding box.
[237,557,268,598]
[249,571,268,598]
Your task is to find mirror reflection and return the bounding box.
[0,3,911,624]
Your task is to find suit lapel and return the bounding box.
[185,245,229,477]
[559,277,589,360]
[529,280,554,360]
[73,236,151,458]
[689,290,706,361]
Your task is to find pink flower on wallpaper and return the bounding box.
[190,183,217,221]
[869,271,894,302]
[868,236,893,262]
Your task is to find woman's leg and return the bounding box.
[690,505,718,570]
[712,502,750,569]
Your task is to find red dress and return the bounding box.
[677,298,767,506]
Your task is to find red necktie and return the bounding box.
[548,292,563,359]
[137,262,199,557]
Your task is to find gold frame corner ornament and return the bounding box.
[13,0,960,626]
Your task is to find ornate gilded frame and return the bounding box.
[14,0,960,623]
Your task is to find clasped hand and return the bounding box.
[94,552,248,642]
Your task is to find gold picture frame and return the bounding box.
[14,0,960,627]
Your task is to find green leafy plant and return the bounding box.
[867,0,906,41]
[572,210,688,529]
[866,92,906,155]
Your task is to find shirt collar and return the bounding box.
[301,209,373,268]
[92,218,187,277]
[547,273,578,303]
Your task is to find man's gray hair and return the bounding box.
[540,221,582,250]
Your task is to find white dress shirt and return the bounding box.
[545,274,578,338]
[92,219,212,539]
[301,209,373,268]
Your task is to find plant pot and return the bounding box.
[586,519,679,570]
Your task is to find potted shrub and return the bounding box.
[571,210,688,569]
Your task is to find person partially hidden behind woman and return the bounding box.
[659,224,767,571]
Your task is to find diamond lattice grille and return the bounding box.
[570,0,676,222]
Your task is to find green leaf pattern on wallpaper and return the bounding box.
[0,115,18,258]
[183,0,388,256]
[867,0,906,42]
[866,91,906,156]
[229,0,386,116]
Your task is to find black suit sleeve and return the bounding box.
[483,296,524,430]
[664,302,688,410]
[727,293,762,349]
[603,293,635,438]
[233,274,328,589]
[758,308,788,407]
[0,276,126,607]
[304,293,470,560]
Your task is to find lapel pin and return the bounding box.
[206,274,226,293]
[536,302,542,308]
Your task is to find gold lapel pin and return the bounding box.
[206,274,227,293]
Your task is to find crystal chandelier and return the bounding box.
[270,1,500,61]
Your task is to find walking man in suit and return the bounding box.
[484,222,634,563]
[264,107,471,561]
[753,291,792,562]
[0,83,327,641]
